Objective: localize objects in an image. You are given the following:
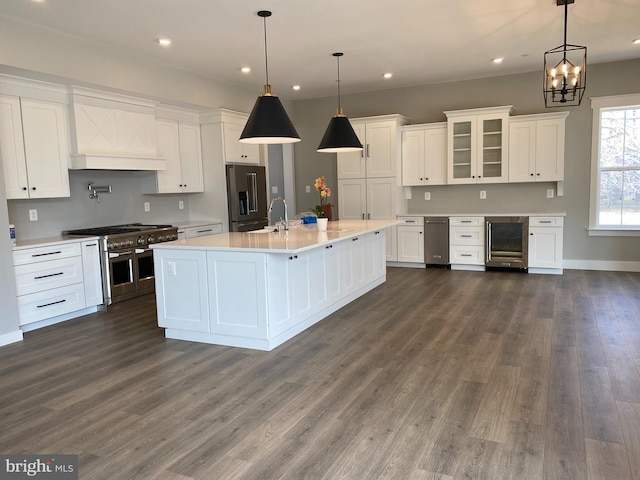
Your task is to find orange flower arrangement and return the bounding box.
[310,176,332,218]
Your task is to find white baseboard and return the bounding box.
[0,329,23,348]
[563,259,640,272]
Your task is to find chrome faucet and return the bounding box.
[268,196,288,230]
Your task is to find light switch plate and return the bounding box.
[480,190,487,199]
[178,200,184,210]
[29,209,38,221]
[424,192,431,201]
[272,186,278,194]
[144,202,150,212]
[305,185,311,193]
[547,189,555,198]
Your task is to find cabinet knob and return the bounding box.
[22,187,27,191]
[32,187,36,190]
[537,173,540,176]
[530,173,534,176]
[425,177,429,181]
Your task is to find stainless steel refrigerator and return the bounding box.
[226,164,269,232]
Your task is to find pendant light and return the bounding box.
[543,0,587,107]
[317,52,363,153]
[240,10,300,144]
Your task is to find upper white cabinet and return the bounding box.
[0,94,70,199]
[508,112,569,183]
[141,107,204,194]
[401,123,447,186]
[337,115,407,179]
[445,106,512,184]
[199,109,260,165]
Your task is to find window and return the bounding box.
[590,94,640,235]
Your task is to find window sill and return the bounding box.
[587,228,640,237]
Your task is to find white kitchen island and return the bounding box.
[151,219,398,350]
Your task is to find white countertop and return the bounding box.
[151,219,400,254]
[397,212,567,217]
[12,235,100,251]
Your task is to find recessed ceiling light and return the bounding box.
[633,38,640,45]
[156,38,172,47]
[292,85,301,91]
[492,57,504,64]
[383,73,393,79]
[241,67,251,74]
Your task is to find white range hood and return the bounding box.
[67,87,166,171]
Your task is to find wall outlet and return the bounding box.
[424,192,431,201]
[29,209,38,221]
[144,202,150,212]
[167,261,176,276]
[480,190,487,199]
[272,186,278,194]
[547,189,555,198]
[305,185,311,193]
[178,200,184,210]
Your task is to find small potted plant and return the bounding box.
[310,176,332,230]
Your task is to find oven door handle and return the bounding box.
[109,251,133,258]
[486,221,492,263]
[135,248,150,254]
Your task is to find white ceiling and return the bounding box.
[2,0,639,100]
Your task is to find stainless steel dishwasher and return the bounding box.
[424,217,450,266]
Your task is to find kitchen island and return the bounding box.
[151,219,398,350]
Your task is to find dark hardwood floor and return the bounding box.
[1,267,640,480]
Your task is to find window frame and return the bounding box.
[589,93,640,237]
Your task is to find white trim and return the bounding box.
[591,93,640,110]
[20,306,99,333]
[563,259,640,272]
[0,329,23,347]
[587,228,640,237]
[386,261,426,269]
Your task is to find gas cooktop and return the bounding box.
[65,223,174,237]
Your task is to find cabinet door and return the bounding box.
[155,119,183,193]
[477,113,508,183]
[366,120,397,178]
[508,121,536,183]
[397,226,424,263]
[424,126,447,185]
[81,240,104,307]
[0,95,29,199]
[338,178,367,220]
[366,230,387,279]
[21,99,70,198]
[529,226,563,269]
[448,115,476,184]
[349,236,366,293]
[179,122,204,192]
[535,119,565,181]
[224,122,259,164]
[401,129,425,186]
[155,250,210,332]
[337,122,366,178]
[366,178,396,219]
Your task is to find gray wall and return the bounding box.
[291,58,640,263]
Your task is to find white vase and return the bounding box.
[317,218,328,231]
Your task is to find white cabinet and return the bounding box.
[177,223,223,239]
[449,216,485,269]
[528,216,564,273]
[222,119,261,164]
[396,217,424,263]
[0,95,70,199]
[401,123,447,186]
[508,112,568,183]
[445,106,512,184]
[141,107,204,194]
[12,240,104,327]
[81,240,104,307]
[338,177,397,220]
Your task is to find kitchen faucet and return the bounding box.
[268,197,288,230]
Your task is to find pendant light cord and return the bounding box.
[563,0,568,59]
[263,15,269,86]
[336,55,342,113]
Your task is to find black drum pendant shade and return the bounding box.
[318,53,362,153]
[240,11,300,144]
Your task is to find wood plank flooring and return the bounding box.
[1,267,640,479]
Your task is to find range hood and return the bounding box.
[67,86,167,171]
[69,153,166,171]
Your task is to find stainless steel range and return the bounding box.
[65,223,178,305]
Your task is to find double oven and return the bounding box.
[65,224,178,305]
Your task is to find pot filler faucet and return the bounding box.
[268,197,288,230]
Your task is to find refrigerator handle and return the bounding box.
[247,173,258,213]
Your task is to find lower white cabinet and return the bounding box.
[450,216,485,269]
[177,223,223,239]
[528,216,563,273]
[396,217,424,263]
[153,229,388,350]
[13,239,103,327]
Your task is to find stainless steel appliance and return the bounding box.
[65,223,178,305]
[424,217,450,266]
[485,216,528,269]
[226,164,269,232]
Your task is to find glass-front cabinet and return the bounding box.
[445,106,513,184]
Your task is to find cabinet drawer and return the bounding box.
[449,216,483,226]
[529,216,564,227]
[450,226,484,245]
[17,283,86,325]
[396,216,423,225]
[15,256,83,296]
[13,242,81,266]
[450,245,484,265]
[185,224,223,238]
